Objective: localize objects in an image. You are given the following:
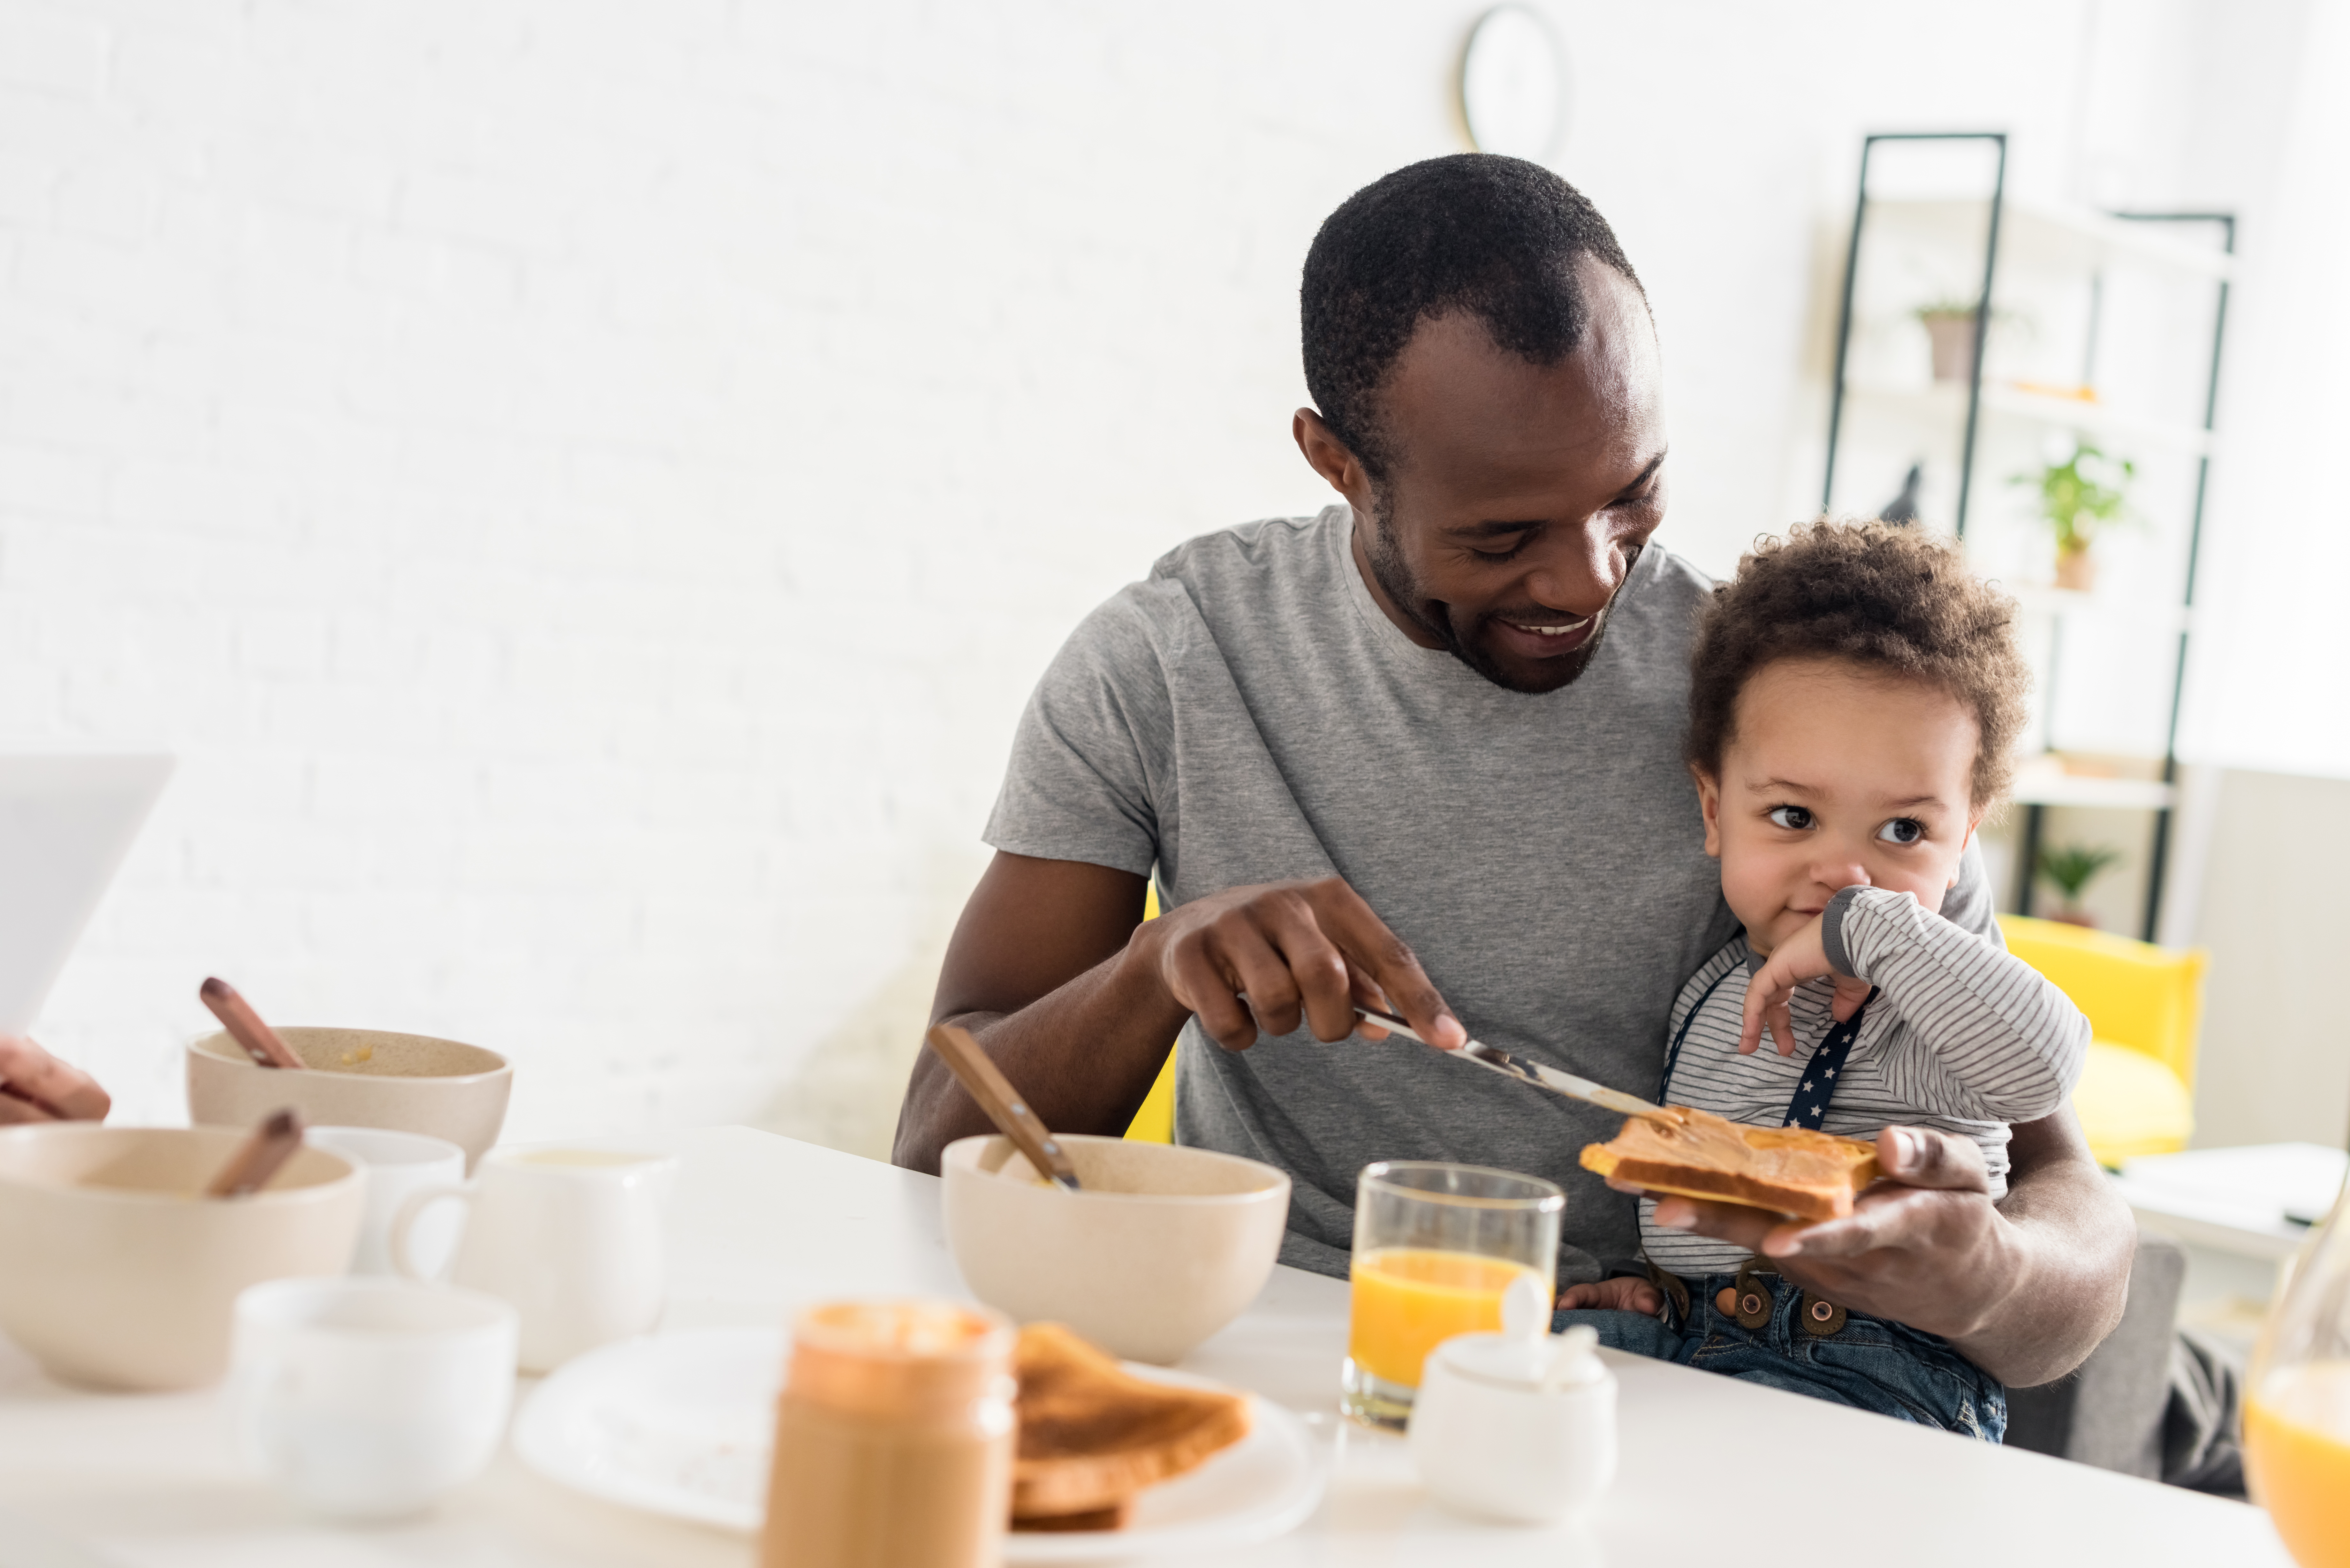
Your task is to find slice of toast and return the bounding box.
[1581,1107,1880,1221]
[1011,1322,1251,1527]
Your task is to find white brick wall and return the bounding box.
[0,0,2265,1156]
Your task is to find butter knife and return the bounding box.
[1353,1004,1684,1126]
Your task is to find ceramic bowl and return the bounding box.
[940,1134,1290,1364]
[187,1028,512,1172]
[0,1124,364,1391]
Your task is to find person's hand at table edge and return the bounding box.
[1557,1275,1663,1315]
[1129,875,1467,1053]
[1619,1117,2130,1387]
[0,1036,111,1124]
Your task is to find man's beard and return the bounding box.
[1360,515,1627,695]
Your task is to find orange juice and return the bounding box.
[2247,1361,2350,1568]
[1347,1247,1546,1389]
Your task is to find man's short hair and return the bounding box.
[1300,154,1642,481]
[1685,521,2030,807]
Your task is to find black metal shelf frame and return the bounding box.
[1819,133,2233,942]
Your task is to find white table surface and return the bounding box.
[2112,1143,2349,1262]
[0,1126,2296,1567]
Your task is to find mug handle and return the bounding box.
[390,1184,475,1283]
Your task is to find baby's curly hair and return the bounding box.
[1686,521,2030,806]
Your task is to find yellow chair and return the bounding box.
[1999,915,2208,1167]
[1125,885,1177,1142]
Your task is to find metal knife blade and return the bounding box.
[1354,1004,1683,1125]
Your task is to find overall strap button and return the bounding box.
[1800,1294,1849,1336]
[1729,1263,1775,1329]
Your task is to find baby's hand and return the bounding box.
[1555,1275,1662,1314]
[1741,913,1874,1056]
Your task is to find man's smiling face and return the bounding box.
[1296,257,1668,694]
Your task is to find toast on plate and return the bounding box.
[1011,1322,1251,1530]
[1581,1106,1881,1221]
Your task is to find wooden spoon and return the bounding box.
[206,1107,307,1198]
[199,977,306,1070]
[924,1025,1082,1192]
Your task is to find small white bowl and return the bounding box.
[940,1134,1290,1364]
[187,1027,512,1172]
[232,1277,518,1519]
[0,1124,364,1391]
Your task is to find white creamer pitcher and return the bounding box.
[391,1145,676,1374]
[1407,1273,1617,1525]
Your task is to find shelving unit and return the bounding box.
[1821,133,2233,940]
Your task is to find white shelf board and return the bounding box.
[1978,383,2214,456]
[2005,584,2195,632]
[1867,196,2235,281]
[2007,584,2094,617]
[1843,380,2214,456]
[2010,771,2175,810]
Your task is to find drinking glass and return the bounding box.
[1341,1161,1564,1430]
[2247,1174,2350,1567]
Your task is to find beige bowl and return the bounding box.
[940,1134,1290,1365]
[187,1028,512,1171]
[0,1124,364,1391]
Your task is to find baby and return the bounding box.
[1555,519,2089,1441]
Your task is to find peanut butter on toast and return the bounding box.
[1581,1107,1880,1221]
[1011,1322,1251,1529]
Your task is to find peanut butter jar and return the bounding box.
[760,1299,1017,1568]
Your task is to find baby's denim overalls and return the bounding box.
[1557,988,2007,1442]
[1554,1264,2007,1440]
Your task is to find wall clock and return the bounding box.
[1459,5,1568,162]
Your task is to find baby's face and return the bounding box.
[1696,656,1986,958]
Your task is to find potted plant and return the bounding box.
[1914,298,1982,384]
[2013,439,2135,592]
[2037,843,2121,927]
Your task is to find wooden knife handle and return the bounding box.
[200,977,307,1070]
[924,1025,1082,1191]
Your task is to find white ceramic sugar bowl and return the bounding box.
[1407,1274,1618,1525]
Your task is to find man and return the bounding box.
[894,155,2132,1388]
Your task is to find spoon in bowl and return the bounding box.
[924,1024,1082,1192]
[199,977,307,1070]
[205,1107,307,1198]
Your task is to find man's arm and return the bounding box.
[894,854,1173,1172]
[1643,1104,2131,1387]
[1963,1109,2135,1383]
[891,853,1464,1175]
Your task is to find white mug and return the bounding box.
[231,1277,517,1519]
[306,1125,467,1277]
[393,1145,678,1374]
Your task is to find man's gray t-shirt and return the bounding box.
[983,504,1996,1283]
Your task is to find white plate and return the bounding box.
[512,1326,1327,1560]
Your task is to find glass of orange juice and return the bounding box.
[2247,1171,2350,1568]
[1341,1161,1563,1430]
